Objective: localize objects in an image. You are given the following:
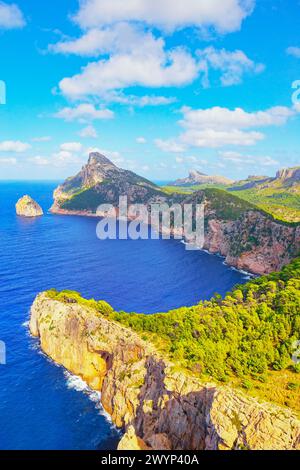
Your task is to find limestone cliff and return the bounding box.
[16,195,43,217]
[50,154,300,275]
[170,170,233,187]
[30,293,300,451]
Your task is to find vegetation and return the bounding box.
[162,181,300,225]
[227,185,300,223]
[46,257,300,412]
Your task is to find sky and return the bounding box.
[0,0,299,181]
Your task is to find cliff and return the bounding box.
[30,291,300,451]
[50,154,300,275]
[51,152,165,213]
[16,195,43,217]
[170,170,233,187]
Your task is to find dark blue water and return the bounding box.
[0,182,249,450]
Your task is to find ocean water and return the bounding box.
[0,182,249,450]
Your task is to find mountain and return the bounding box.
[230,166,300,191]
[228,166,300,223]
[51,152,165,212]
[169,170,233,187]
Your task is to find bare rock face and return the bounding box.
[171,170,233,187]
[16,195,43,217]
[30,293,300,451]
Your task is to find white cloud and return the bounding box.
[73,0,254,34]
[107,92,176,106]
[79,125,98,138]
[50,22,160,57]
[136,137,147,144]
[31,136,52,142]
[155,139,186,153]
[219,151,279,166]
[286,46,300,59]
[60,142,83,153]
[180,128,264,148]
[198,47,264,87]
[0,2,25,29]
[27,156,50,166]
[54,103,114,122]
[0,140,31,152]
[51,150,82,167]
[180,106,294,130]
[156,105,296,151]
[59,46,198,99]
[0,157,17,165]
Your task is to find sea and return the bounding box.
[0,181,250,450]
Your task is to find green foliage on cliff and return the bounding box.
[226,186,300,224]
[46,258,300,390]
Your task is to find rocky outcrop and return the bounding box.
[170,170,233,187]
[203,210,300,275]
[50,154,300,275]
[30,293,300,451]
[276,167,300,184]
[16,195,43,217]
[51,152,164,213]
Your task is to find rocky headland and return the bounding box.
[30,291,300,451]
[16,195,43,217]
[50,152,300,275]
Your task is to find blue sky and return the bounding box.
[0,0,299,181]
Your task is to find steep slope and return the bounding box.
[228,167,300,223]
[30,259,300,450]
[50,155,300,274]
[170,170,233,187]
[51,152,165,212]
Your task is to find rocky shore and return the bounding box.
[30,293,300,451]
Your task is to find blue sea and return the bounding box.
[0,182,249,450]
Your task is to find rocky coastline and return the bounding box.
[30,292,300,451]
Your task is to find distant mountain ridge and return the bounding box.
[169,170,233,187]
[230,166,300,191]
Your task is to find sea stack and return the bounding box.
[16,195,43,217]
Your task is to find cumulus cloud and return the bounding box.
[51,150,82,167]
[56,29,262,100]
[0,1,25,29]
[73,0,254,34]
[50,22,160,57]
[219,151,279,166]
[107,92,176,106]
[286,46,300,59]
[180,106,294,130]
[79,125,98,138]
[155,139,187,153]
[60,142,83,153]
[198,47,265,87]
[0,157,17,165]
[27,156,50,166]
[136,137,147,144]
[156,105,295,150]
[0,140,31,152]
[59,46,198,99]
[54,103,114,122]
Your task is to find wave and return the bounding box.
[64,371,118,430]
